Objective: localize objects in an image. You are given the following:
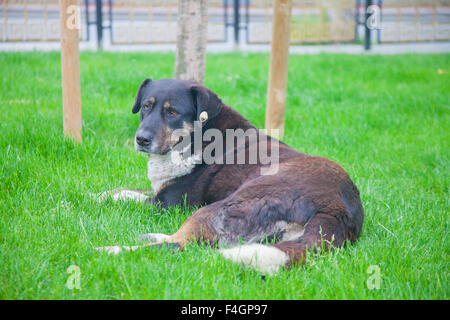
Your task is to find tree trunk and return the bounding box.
[174,0,208,83]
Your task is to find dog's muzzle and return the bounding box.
[135,129,154,153]
[135,134,152,147]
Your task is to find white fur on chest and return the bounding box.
[147,151,198,194]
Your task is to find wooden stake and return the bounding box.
[60,0,82,142]
[265,0,292,140]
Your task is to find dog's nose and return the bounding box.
[136,134,152,146]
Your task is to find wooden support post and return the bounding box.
[60,0,82,142]
[265,0,292,140]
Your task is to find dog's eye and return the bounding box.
[143,104,152,111]
[168,109,178,116]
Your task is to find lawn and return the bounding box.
[0,52,448,299]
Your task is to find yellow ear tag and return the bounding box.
[199,111,208,122]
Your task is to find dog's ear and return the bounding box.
[132,78,152,114]
[190,84,222,125]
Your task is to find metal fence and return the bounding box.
[378,0,450,42]
[0,0,89,42]
[108,0,226,44]
[0,0,449,45]
[247,0,357,44]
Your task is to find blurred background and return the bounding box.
[0,0,449,50]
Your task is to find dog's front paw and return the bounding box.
[95,245,138,255]
[95,246,122,255]
[138,233,170,243]
[92,189,149,204]
[90,190,115,203]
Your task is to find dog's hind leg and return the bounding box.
[220,204,359,274]
[92,187,153,204]
[95,203,219,255]
[273,206,359,266]
[141,204,220,248]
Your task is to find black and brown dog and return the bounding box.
[96,78,364,274]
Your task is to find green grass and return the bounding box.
[0,52,448,299]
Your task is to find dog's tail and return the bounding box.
[219,209,362,275]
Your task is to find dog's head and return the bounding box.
[132,78,222,154]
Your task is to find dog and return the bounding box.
[95,78,364,275]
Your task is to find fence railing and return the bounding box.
[379,0,450,42]
[248,0,357,44]
[0,0,449,46]
[0,0,89,42]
